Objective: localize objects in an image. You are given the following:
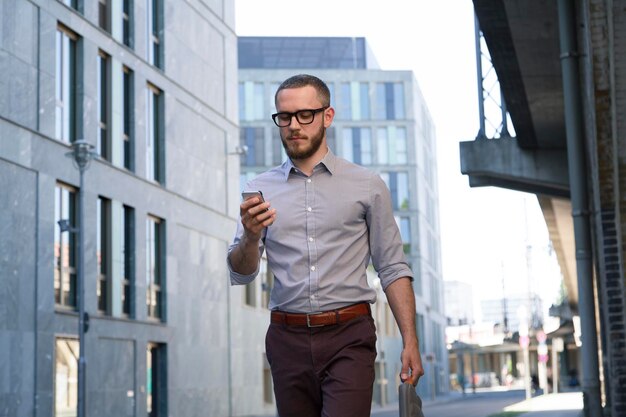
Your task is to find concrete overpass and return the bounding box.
[459,1,626,416]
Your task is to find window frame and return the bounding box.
[56,24,79,144]
[54,183,78,309]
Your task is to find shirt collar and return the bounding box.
[280,147,337,181]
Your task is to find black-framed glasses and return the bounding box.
[271,107,328,127]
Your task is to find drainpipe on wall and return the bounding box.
[556,1,603,416]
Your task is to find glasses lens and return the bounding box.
[275,113,292,126]
[295,110,314,124]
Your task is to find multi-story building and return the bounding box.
[0,0,248,416]
[237,36,449,402]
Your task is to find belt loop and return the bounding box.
[335,309,340,324]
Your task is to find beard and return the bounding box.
[280,123,326,161]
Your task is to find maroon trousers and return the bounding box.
[265,314,377,417]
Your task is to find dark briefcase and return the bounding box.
[398,382,425,417]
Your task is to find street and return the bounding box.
[371,389,527,417]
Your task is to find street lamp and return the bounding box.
[64,139,97,417]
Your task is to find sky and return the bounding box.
[234,0,563,322]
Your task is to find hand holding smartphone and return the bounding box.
[241,190,269,212]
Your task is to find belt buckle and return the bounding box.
[306,312,324,328]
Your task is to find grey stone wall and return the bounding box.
[0,0,252,416]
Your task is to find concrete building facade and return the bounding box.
[0,0,269,416]
[237,36,449,402]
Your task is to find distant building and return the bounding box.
[444,281,475,326]
[481,294,544,333]
[237,36,448,402]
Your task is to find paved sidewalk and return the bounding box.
[503,392,583,417]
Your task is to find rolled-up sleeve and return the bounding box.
[227,213,265,285]
[367,173,413,290]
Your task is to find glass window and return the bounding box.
[54,183,77,309]
[146,215,164,320]
[122,67,134,170]
[342,128,371,165]
[147,0,163,69]
[326,127,336,154]
[147,343,166,417]
[395,216,411,255]
[240,82,265,121]
[59,0,79,10]
[123,0,133,48]
[337,83,351,120]
[381,171,409,210]
[97,51,110,160]
[240,127,264,167]
[375,82,405,120]
[54,338,78,417]
[56,26,78,143]
[271,129,286,166]
[146,83,164,183]
[377,127,407,165]
[359,82,370,120]
[99,0,110,32]
[122,205,134,317]
[97,197,111,314]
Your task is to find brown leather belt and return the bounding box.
[271,303,371,327]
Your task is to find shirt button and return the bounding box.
[310,294,316,300]
[310,266,316,271]
[308,237,314,242]
[307,179,312,183]
[307,207,312,212]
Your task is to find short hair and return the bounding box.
[274,74,331,107]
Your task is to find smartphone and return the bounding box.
[241,190,265,203]
[241,190,268,213]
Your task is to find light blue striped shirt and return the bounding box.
[228,149,413,313]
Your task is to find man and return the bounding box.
[228,74,423,416]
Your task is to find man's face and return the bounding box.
[275,86,334,161]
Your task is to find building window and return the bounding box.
[98,0,110,32]
[342,128,372,165]
[54,338,78,417]
[54,183,77,308]
[261,267,273,309]
[337,82,369,120]
[97,197,111,314]
[271,129,286,165]
[239,82,265,121]
[377,127,407,165]
[147,343,167,417]
[263,353,273,404]
[56,25,78,143]
[97,51,111,160]
[244,282,256,307]
[122,205,135,317]
[146,215,164,320]
[395,216,411,255]
[375,82,405,120]
[240,127,264,167]
[59,0,80,10]
[326,127,336,154]
[146,83,164,183]
[123,67,134,170]
[147,0,163,69]
[123,0,133,47]
[380,171,409,210]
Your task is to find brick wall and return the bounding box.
[586,0,626,414]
